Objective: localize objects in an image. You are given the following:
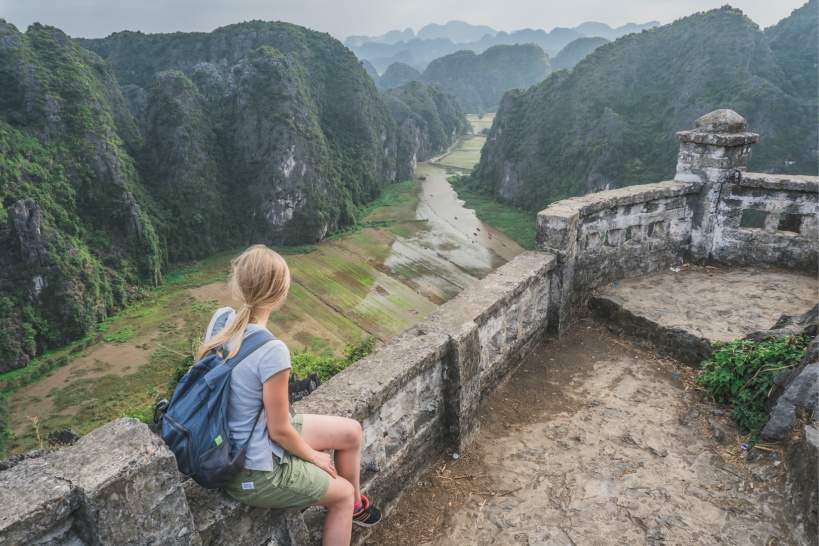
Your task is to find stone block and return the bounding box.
[0,458,82,546]
[45,418,198,545]
[183,482,307,546]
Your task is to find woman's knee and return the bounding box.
[320,476,355,509]
[344,418,362,448]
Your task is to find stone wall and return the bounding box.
[711,173,818,269]
[1,109,816,545]
[536,180,700,334]
[0,252,555,546]
[538,109,819,334]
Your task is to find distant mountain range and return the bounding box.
[469,3,818,211]
[345,20,659,72]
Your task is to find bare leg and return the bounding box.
[301,414,363,502]
[315,476,354,546]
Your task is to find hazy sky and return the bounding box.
[0,0,809,40]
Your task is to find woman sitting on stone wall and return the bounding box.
[199,245,381,545]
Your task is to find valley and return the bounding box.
[3,121,528,456]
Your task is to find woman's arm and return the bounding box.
[262,369,337,478]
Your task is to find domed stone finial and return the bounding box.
[693,109,747,134]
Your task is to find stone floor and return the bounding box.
[591,265,817,343]
[362,267,817,546]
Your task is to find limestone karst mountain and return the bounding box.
[468,4,818,211]
[377,44,551,112]
[379,62,424,89]
[383,81,469,178]
[550,37,609,70]
[0,20,466,371]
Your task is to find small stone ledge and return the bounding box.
[676,130,759,147]
[739,173,819,192]
[588,295,712,366]
[0,459,80,545]
[294,328,451,420]
[424,252,555,330]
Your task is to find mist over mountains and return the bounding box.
[345,19,659,72]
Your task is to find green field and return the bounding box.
[468,113,495,134]
[435,136,486,171]
[450,177,537,250]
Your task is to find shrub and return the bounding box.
[697,335,810,443]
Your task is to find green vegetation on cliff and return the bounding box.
[470,6,818,211]
[0,21,161,372]
[383,81,468,170]
[0,20,413,371]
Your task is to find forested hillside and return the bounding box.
[0,20,460,371]
[551,37,609,70]
[0,22,162,371]
[470,4,818,210]
[423,44,551,112]
[383,81,468,177]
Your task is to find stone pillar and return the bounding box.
[536,202,579,335]
[674,109,758,261]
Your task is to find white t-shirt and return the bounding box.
[205,307,290,471]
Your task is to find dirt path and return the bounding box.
[363,321,797,546]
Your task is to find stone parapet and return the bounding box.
[537,180,701,334]
[0,419,197,546]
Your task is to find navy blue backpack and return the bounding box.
[157,315,274,488]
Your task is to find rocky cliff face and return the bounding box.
[383,81,468,179]
[471,6,818,211]
[0,20,415,370]
[79,21,405,246]
[0,21,162,372]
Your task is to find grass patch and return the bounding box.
[435,136,485,170]
[449,176,536,249]
[103,326,135,344]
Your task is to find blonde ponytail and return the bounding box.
[197,245,290,360]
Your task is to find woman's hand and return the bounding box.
[311,450,337,479]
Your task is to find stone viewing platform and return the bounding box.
[0,110,816,546]
[590,266,818,365]
[364,308,814,545]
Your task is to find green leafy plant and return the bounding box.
[291,336,379,382]
[697,335,810,443]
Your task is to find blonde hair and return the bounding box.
[197,245,290,360]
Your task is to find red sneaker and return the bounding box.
[352,495,382,527]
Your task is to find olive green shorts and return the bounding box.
[224,414,331,509]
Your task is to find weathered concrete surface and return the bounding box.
[589,267,818,365]
[183,482,308,546]
[365,324,801,546]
